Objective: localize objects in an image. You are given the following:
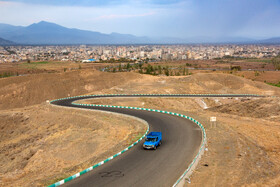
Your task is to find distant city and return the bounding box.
[1,44,279,63]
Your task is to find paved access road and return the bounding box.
[51,94,260,187]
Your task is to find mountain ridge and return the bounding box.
[257,37,280,44]
[0,21,279,45]
[0,37,15,45]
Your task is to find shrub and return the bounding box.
[230,66,241,71]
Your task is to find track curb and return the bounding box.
[49,94,261,187]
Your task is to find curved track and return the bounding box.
[50,94,260,187]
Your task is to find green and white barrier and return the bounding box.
[48,105,149,187]
[49,93,261,187]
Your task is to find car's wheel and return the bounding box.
[159,141,162,146]
[154,145,157,150]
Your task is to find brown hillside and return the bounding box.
[1,71,279,110]
[0,70,143,110]
[0,70,280,186]
[209,97,280,121]
[99,73,280,96]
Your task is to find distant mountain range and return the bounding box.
[0,21,151,45]
[257,37,280,44]
[0,21,279,45]
[0,37,15,45]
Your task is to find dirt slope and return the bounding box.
[1,71,279,111]
[0,103,146,186]
[209,97,280,121]
[0,70,143,110]
[81,95,280,186]
[1,71,280,186]
[84,96,280,186]
[99,73,280,96]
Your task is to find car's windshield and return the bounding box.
[146,138,156,142]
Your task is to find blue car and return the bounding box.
[143,132,162,150]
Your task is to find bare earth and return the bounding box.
[81,97,280,186]
[0,69,280,186]
[0,103,146,186]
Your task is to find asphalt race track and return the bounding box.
[51,94,261,187]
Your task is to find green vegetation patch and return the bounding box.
[44,173,70,186]
[272,56,280,70]
[129,132,146,145]
[19,63,37,69]
[19,61,65,69]
[30,61,50,64]
[243,58,272,63]
[0,72,16,78]
[267,82,280,88]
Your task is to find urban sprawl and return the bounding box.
[1,45,280,63]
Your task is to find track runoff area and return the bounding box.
[49,94,261,187]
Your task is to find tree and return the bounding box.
[230,66,241,71]
[145,64,154,74]
[146,66,151,74]
[134,63,139,69]
[118,64,122,72]
[149,64,154,72]
[272,56,280,70]
[183,68,189,75]
[158,65,162,74]
[109,58,116,63]
[254,71,260,76]
[139,68,143,74]
[164,66,169,76]
[126,63,131,70]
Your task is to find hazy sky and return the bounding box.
[0,0,280,38]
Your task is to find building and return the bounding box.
[82,58,96,63]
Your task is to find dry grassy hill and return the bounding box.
[101,72,280,96]
[209,97,280,121]
[1,70,279,111]
[0,70,142,110]
[0,70,280,186]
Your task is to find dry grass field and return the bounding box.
[0,61,279,186]
[0,102,147,186]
